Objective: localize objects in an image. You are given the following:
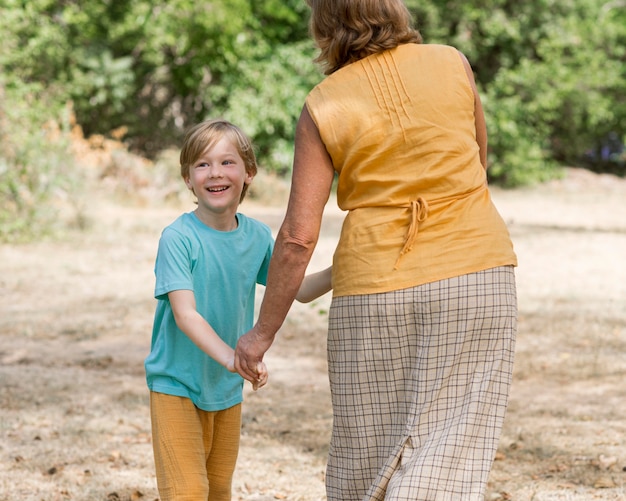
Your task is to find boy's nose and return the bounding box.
[208,164,224,177]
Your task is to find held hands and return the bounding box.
[226,356,268,391]
[235,325,274,383]
[252,361,268,391]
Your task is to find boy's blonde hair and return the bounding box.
[180,119,258,202]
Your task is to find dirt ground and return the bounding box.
[1,167,625,501]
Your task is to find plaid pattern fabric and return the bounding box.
[325,266,517,501]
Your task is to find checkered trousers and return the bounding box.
[325,266,517,501]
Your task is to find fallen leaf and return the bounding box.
[598,454,618,470]
[594,476,617,488]
[547,463,569,473]
[46,465,64,475]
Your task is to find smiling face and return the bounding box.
[184,136,254,230]
[180,120,258,231]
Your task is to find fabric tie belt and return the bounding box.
[394,197,429,269]
[392,184,488,270]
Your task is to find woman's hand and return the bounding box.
[235,325,274,382]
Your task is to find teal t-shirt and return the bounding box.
[145,211,274,411]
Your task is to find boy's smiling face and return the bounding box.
[184,136,253,230]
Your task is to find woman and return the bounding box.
[235,0,518,499]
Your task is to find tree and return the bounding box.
[1,0,625,218]
[406,0,626,184]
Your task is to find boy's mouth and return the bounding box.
[207,186,228,193]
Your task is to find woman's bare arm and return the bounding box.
[459,51,488,169]
[235,106,335,381]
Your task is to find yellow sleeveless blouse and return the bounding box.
[305,44,517,297]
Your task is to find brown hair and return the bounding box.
[180,119,258,202]
[306,0,422,75]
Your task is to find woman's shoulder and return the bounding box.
[306,44,462,102]
[397,42,459,57]
[396,43,465,73]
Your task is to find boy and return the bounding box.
[145,118,334,500]
[145,119,271,500]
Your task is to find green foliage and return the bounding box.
[216,41,321,172]
[407,0,626,185]
[0,80,81,241]
[483,89,562,187]
[21,0,319,166]
[1,0,626,242]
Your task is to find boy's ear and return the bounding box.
[184,176,194,191]
[244,172,254,185]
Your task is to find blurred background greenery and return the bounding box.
[1,0,624,240]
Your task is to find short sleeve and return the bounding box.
[256,235,274,286]
[154,228,194,300]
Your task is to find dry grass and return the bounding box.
[1,168,626,500]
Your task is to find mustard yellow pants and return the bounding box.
[150,391,241,501]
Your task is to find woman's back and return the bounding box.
[305,43,517,296]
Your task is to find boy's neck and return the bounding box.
[193,208,239,232]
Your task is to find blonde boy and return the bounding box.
[145,119,270,500]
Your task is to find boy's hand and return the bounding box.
[225,356,236,373]
[252,361,268,391]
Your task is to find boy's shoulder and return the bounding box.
[160,212,196,235]
[160,211,272,243]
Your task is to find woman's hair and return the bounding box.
[306,0,423,75]
[180,119,258,202]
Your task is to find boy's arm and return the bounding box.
[295,266,332,303]
[168,289,236,371]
